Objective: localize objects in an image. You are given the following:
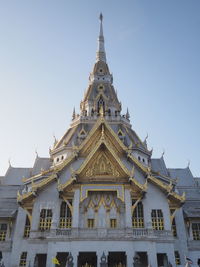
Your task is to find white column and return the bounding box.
[125,189,132,228]
[72,189,80,228]
[51,200,60,229]
[148,244,158,267]
[166,245,176,267]
[126,252,133,267]
[31,202,41,231]
[97,251,102,266]
[71,252,78,267]
[46,252,56,267]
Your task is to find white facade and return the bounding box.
[0,15,200,267]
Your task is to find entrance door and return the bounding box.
[157,253,168,267]
[56,252,69,267]
[134,252,148,267]
[78,252,97,267]
[108,252,126,267]
[34,254,47,267]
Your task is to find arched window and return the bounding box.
[107,109,111,116]
[91,109,94,116]
[151,209,164,230]
[24,215,31,238]
[192,223,200,240]
[132,201,144,228]
[39,209,52,231]
[174,251,181,265]
[97,96,105,114]
[19,252,27,267]
[0,223,7,241]
[171,217,177,237]
[59,201,72,228]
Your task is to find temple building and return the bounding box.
[0,14,200,267]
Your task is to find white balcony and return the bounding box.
[29,228,173,242]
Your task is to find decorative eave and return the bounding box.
[127,152,149,175]
[147,175,185,205]
[57,176,77,193]
[52,124,78,151]
[126,127,152,155]
[17,173,58,204]
[17,152,77,204]
[129,177,148,192]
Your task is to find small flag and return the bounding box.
[52,257,60,265]
[185,256,193,264]
[185,256,193,266]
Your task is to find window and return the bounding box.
[39,209,52,231]
[151,209,164,230]
[59,201,72,229]
[87,219,95,228]
[192,223,200,240]
[172,218,177,237]
[19,252,27,267]
[110,219,117,228]
[174,251,181,265]
[24,215,31,238]
[97,97,105,114]
[0,224,7,241]
[132,201,144,228]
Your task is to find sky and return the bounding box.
[0,0,199,177]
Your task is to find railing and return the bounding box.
[30,228,173,241]
[188,240,200,250]
[0,239,12,252]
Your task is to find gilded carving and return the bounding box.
[85,153,120,178]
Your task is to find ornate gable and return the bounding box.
[77,141,130,182]
[85,152,120,178]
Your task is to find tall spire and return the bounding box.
[96,13,106,62]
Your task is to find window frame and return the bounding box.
[59,201,72,229]
[19,252,27,267]
[151,209,164,230]
[39,209,52,231]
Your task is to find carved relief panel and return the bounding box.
[79,192,125,228]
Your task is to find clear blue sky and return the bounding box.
[0,0,199,177]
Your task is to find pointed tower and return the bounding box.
[50,14,152,166]
[80,14,121,118]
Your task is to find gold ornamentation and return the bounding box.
[85,153,120,178]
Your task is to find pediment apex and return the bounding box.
[79,118,128,157]
[77,139,130,181]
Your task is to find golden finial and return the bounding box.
[99,105,104,116]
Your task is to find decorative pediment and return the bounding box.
[77,140,130,182]
[79,117,128,157]
[85,152,120,178]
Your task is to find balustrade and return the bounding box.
[29,228,173,241]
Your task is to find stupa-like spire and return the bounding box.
[96,13,106,62]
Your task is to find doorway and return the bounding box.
[78,252,97,267]
[157,253,168,267]
[108,252,126,267]
[56,252,69,267]
[34,254,47,267]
